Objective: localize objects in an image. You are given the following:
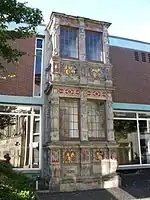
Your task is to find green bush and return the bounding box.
[0,161,37,200]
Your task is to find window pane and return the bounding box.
[0,105,41,169]
[114,112,136,118]
[59,99,79,139]
[88,101,105,138]
[139,120,150,164]
[86,31,101,61]
[60,27,78,58]
[138,113,150,118]
[35,49,42,75]
[33,116,40,133]
[114,120,140,165]
[36,39,43,49]
[32,148,39,168]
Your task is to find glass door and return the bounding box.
[139,120,150,164]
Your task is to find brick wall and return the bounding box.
[110,46,150,104]
[0,37,36,96]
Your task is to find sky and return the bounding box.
[19,0,150,42]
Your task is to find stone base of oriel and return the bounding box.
[48,143,119,192]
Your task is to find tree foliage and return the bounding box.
[0,0,43,68]
[0,161,37,200]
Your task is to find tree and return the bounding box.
[0,161,37,200]
[0,0,43,69]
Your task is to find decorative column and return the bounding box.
[50,17,60,57]
[79,19,86,61]
[50,88,60,141]
[50,17,61,82]
[80,90,88,141]
[106,92,115,142]
[103,26,109,65]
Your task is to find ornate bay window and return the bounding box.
[87,100,106,139]
[59,98,79,140]
[0,105,41,169]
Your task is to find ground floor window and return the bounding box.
[87,100,106,139]
[0,104,41,169]
[59,98,79,139]
[114,111,150,166]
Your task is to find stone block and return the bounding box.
[101,159,110,176]
[103,175,119,188]
[93,163,101,174]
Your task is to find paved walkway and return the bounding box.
[37,188,139,200]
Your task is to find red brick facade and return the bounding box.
[110,46,150,104]
[0,37,35,96]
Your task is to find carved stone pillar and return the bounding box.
[106,93,115,142]
[79,20,85,61]
[50,89,59,141]
[80,90,88,141]
[103,26,109,65]
[51,18,60,57]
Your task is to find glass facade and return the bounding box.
[34,38,44,97]
[0,105,41,169]
[114,111,150,166]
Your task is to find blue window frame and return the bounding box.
[60,26,78,58]
[86,31,102,61]
[36,39,43,49]
[35,39,43,75]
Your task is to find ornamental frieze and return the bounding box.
[58,88,80,96]
[87,90,107,99]
[56,87,108,99]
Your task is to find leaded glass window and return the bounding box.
[87,101,105,138]
[59,98,79,139]
[86,31,102,61]
[60,26,78,58]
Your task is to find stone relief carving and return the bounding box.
[89,67,105,80]
[63,150,77,163]
[81,165,91,176]
[81,149,90,163]
[94,149,105,161]
[60,17,79,27]
[85,21,103,32]
[63,65,77,76]
[51,149,60,163]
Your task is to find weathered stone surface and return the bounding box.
[43,12,116,192]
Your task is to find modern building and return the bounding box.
[1,12,150,192]
[110,36,150,168]
[0,24,45,178]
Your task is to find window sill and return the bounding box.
[61,56,79,60]
[13,168,41,173]
[88,137,106,141]
[86,59,104,64]
[59,137,80,141]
